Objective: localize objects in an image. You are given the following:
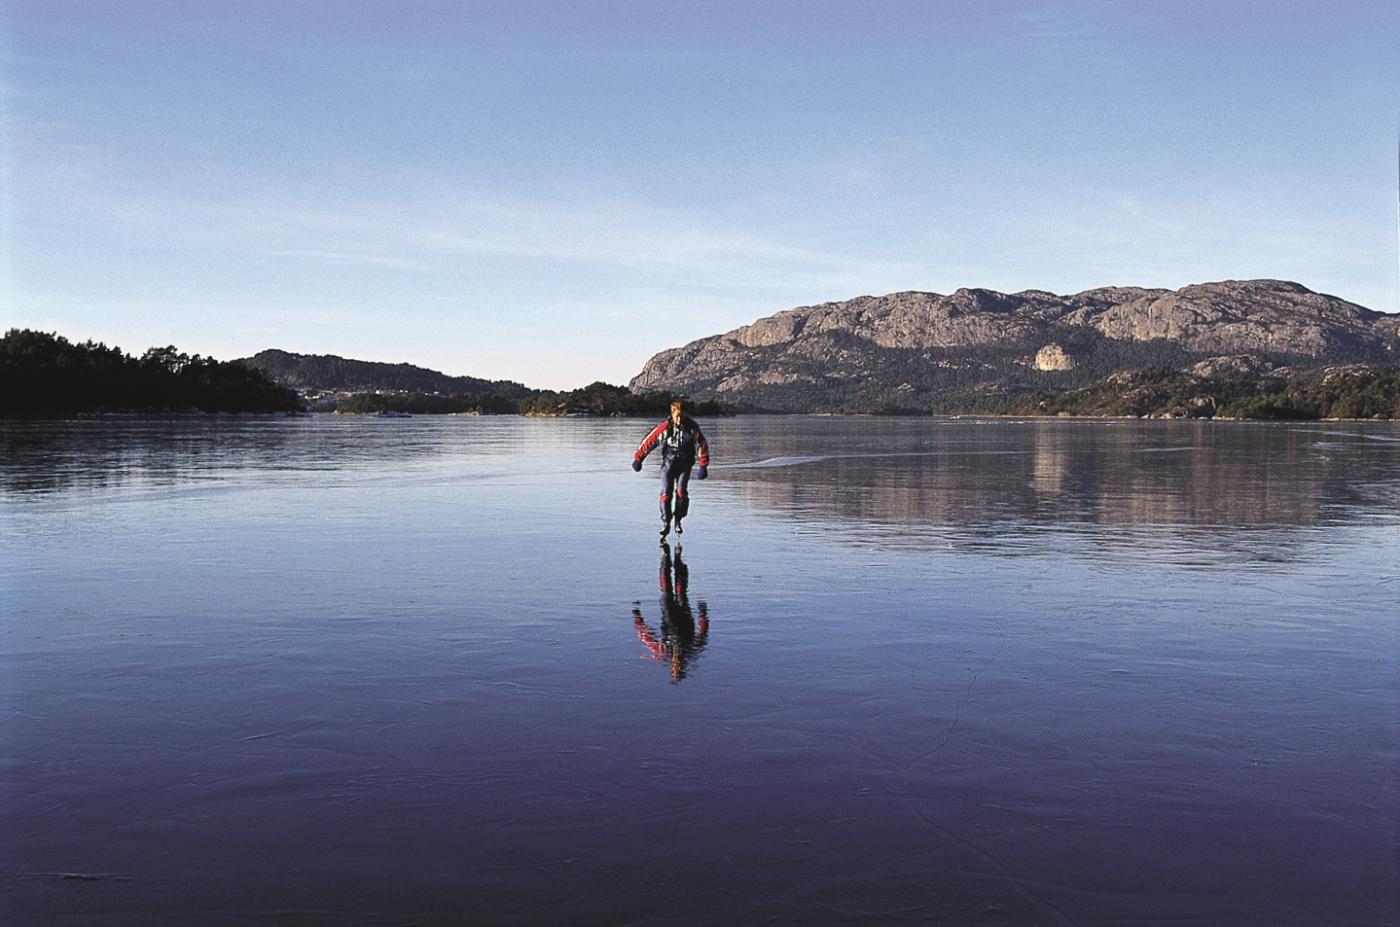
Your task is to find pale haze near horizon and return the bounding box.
[2,1,1397,390]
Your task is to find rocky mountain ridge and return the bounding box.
[630,280,1400,412]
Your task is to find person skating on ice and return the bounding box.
[631,399,710,539]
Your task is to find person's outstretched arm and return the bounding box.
[633,609,666,660]
[632,420,667,470]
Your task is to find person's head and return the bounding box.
[670,399,684,424]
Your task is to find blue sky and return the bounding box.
[3,1,1398,389]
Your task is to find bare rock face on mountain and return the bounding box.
[1034,344,1076,372]
[631,280,1399,412]
[1075,280,1381,355]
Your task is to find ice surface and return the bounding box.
[2,416,1398,925]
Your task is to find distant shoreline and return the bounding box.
[3,410,1394,424]
[9,329,1397,422]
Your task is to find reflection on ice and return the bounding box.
[706,418,1400,562]
[631,542,710,683]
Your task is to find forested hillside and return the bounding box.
[1,330,303,416]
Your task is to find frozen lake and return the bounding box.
[3,415,1398,925]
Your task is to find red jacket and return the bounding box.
[634,416,709,468]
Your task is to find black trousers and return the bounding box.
[658,457,693,521]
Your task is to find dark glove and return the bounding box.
[631,458,642,472]
[694,466,707,480]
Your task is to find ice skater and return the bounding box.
[631,399,710,539]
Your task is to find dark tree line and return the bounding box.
[1216,368,1400,420]
[518,381,731,417]
[1017,366,1400,420]
[1,330,304,417]
[330,384,728,416]
[335,391,519,415]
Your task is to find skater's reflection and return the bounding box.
[632,542,710,683]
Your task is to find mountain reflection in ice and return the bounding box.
[704,417,1400,563]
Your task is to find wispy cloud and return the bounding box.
[417,197,917,289]
[1002,2,1112,42]
[18,160,920,297]
[261,248,427,271]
